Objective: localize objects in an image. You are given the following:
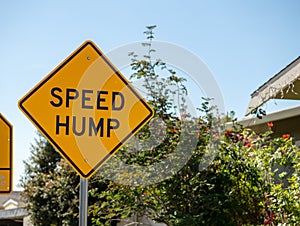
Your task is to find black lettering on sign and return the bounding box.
[82,90,93,109]
[50,88,125,111]
[73,116,85,136]
[97,91,108,110]
[56,115,70,135]
[50,87,63,107]
[55,115,120,137]
[112,92,124,111]
[66,88,79,108]
[51,88,124,137]
[107,118,120,137]
[89,117,104,137]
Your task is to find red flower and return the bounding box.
[282,134,290,139]
[264,209,275,225]
[225,129,232,136]
[172,129,179,134]
[246,142,251,147]
[267,122,273,128]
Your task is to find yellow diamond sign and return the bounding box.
[19,41,154,178]
[0,114,13,194]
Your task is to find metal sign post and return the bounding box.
[79,177,88,226]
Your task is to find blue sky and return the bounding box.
[1,0,300,190]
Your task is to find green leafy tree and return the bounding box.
[21,133,80,226]
[89,25,269,225]
[89,24,191,225]
[92,26,300,225]
[21,133,120,225]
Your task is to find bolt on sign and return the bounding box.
[0,114,13,194]
[19,41,154,178]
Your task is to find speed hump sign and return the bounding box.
[0,114,13,194]
[19,41,154,178]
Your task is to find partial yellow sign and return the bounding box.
[19,41,154,178]
[0,114,12,194]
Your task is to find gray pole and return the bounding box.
[79,177,88,226]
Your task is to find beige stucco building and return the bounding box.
[231,56,300,142]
